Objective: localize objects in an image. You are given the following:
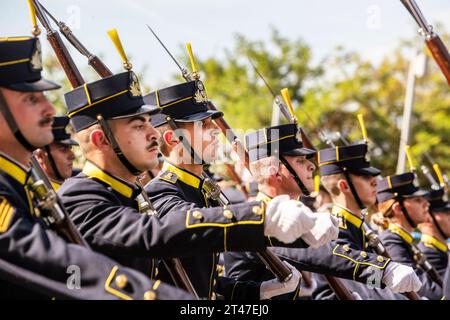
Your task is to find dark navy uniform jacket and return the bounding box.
[60,161,268,300]
[146,162,270,300]
[445,264,450,298]
[312,205,397,300]
[379,225,444,300]
[225,193,391,300]
[418,234,449,279]
[0,153,191,300]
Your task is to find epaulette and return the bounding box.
[158,170,178,184]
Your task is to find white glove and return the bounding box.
[260,261,301,299]
[351,291,363,300]
[382,262,422,293]
[264,195,316,244]
[301,211,339,248]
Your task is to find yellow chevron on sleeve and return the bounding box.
[0,197,15,233]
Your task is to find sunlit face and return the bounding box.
[282,155,316,195]
[403,196,429,225]
[111,114,160,172]
[431,211,450,238]
[180,117,220,164]
[0,88,55,147]
[347,174,378,206]
[46,143,75,180]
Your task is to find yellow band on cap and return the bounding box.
[0,58,30,67]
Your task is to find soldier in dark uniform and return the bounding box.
[144,81,343,299]
[445,264,450,298]
[312,144,422,299]
[376,173,445,299]
[0,35,192,300]
[58,69,313,299]
[418,188,449,278]
[34,116,77,190]
[224,124,417,299]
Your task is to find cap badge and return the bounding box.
[194,81,208,104]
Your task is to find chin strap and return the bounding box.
[342,168,365,211]
[279,155,310,196]
[44,145,64,182]
[166,116,205,166]
[0,90,38,151]
[428,211,448,240]
[397,198,418,229]
[97,115,142,176]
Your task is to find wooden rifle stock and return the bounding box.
[426,35,450,85]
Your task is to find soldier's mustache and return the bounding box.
[146,141,159,151]
[39,116,53,127]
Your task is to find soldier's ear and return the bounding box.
[90,129,110,150]
[337,178,349,193]
[162,130,179,147]
[391,202,402,215]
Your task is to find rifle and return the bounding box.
[30,0,84,87]
[29,156,90,247]
[39,4,112,77]
[239,59,354,299]
[424,153,450,193]
[31,3,199,299]
[147,25,293,283]
[400,0,450,85]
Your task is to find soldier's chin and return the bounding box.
[147,158,160,171]
[31,134,54,148]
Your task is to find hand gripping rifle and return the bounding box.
[147,25,293,283]
[30,3,199,299]
[400,0,450,85]
[30,156,90,247]
[237,58,354,299]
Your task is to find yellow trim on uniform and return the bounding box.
[68,89,128,117]
[319,155,365,167]
[256,192,272,204]
[387,176,393,189]
[155,90,160,108]
[335,146,339,162]
[0,58,30,68]
[332,205,363,229]
[185,204,265,229]
[160,96,192,109]
[162,162,201,189]
[82,161,134,198]
[152,279,161,290]
[0,198,14,233]
[50,180,61,191]
[332,244,390,281]
[0,153,28,185]
[0,37,32,42]
[208,254,216,299]
[104,266,133,300]
[421,234,448,253]
[251,134,295,149]
[267,236,274,247]
[388,223,414,245]
[83,84,92,105]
